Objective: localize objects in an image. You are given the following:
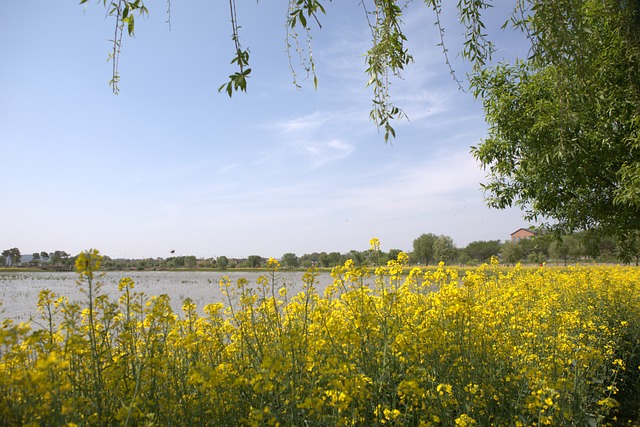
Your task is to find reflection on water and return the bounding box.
[0,270,335,323]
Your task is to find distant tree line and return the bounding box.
[0,249,72,269]
[410,230,640,267]
[3,229,639,271]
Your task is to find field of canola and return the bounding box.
[1,249,639,426]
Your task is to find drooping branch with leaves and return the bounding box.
[80,0,640,253]
[82,0,503,141]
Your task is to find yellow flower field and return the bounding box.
[1,249,639,426]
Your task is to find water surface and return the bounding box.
[0,270,334,323]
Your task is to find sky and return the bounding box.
[0,1,531,259]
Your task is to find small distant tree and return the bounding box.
[327,252,343,267]
[433,235,457,264]
[281,253,299,269]
[517,238,547,264]
[40,251,50,263]
[197,258,215,269]
[216,256,229,269]
[4,248,22,266]
[50,250,69,266]
[31,252,41,266]
[348,250,366,267]
[387,248,403,262]
[184,256,197,269]
[458,251,472,266]
[549,235,582,266]
[300,252,321,267]
[463,240,502,264]
[412,233,437,266]
[1,249,10,266]
[501,242,523,265]
[318,253,330,268]
[247,255,262,268]
[596,236,618,263]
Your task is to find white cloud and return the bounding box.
[304,138,355,168]
[276,111,328,134]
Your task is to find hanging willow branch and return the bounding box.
[286,0,323,90]
[218,0,252,96]
[83,0,520,139]
[80,0,149,94]
[362,0,412,141]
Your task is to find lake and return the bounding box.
[0,270,336,324]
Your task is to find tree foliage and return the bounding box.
[281,252,300,269]
[463,240,501,263]
[216,256,229,269]
[81,0,500,141]
[433,235,457,263]
[247,255,263,268]
[471,0,640,248]
[1,248,22,267]
[500,241,523,265]
[412,233,437,265]
[548,235,582,267]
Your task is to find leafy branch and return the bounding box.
[218,0,252,97]
[363,0,412,142]
[80,0,149,94]
[286,0,327,90]
[82,0,506,140]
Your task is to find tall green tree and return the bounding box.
[281,253,299,269]
[348,250,366,267]
[500,241,523,265]
[50,251,70,265]
[319,252,343,268]
[2,248,22,266]
[387,248,403,262]
[463,240,501,263]
[472,0,640,251]
[216,256,229,269]
[247,255,262,268]
[412,233,437,266]
[549,235,582,266]
[433,235,457,264]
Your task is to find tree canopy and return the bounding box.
[412,233,437,265]
[471,0,640,248]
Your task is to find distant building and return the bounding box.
[511,228,536,243]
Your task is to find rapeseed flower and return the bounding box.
[1,247,639,426]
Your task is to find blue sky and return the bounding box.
[1,1,529,259]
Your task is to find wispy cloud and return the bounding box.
[303,138,355,168]
[266,110,363,168]
[275,111,329,134]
